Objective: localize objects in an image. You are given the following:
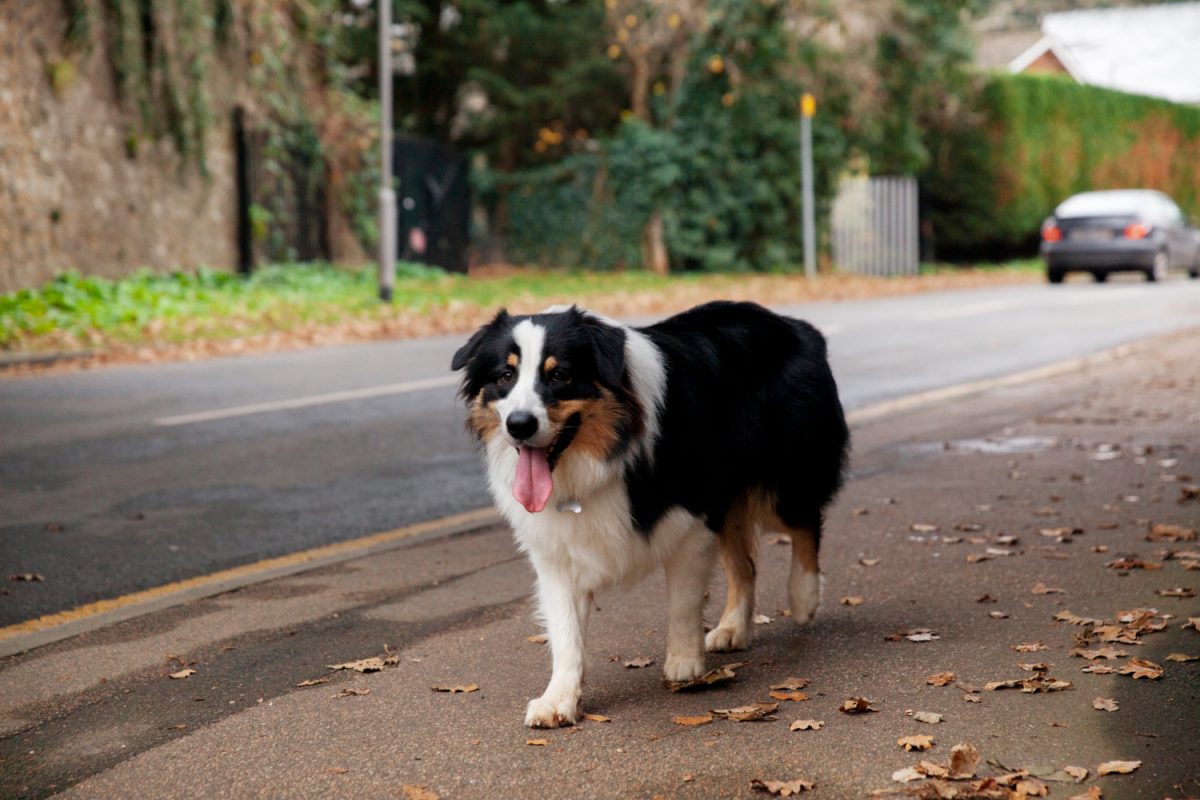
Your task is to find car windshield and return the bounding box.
[1056,191,1157,219]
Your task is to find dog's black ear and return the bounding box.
[580,312,626,389]
[451,309,510,371]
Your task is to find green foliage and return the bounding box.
[0,263,673,349]
[98,0,215,173]
[924,73,1200,258]
[392,0,625,170]
[873,0,974,174]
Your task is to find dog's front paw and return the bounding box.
[704,625,749,652]
[663,653,706,683]
[525,690,580,728]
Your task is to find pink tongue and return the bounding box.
[514,445,553,513]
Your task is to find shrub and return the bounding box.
[924,73,1200,259]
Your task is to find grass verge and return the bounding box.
[0,259,1042,371]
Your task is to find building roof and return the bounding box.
[1008,2,1200,104]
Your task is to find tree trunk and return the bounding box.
[641,210,668,276]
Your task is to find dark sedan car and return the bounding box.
[1041,190,1200,283]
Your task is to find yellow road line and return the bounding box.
[0,507,498,648]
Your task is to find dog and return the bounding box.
[451,301,849,728]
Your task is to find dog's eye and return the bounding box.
[548,368,571,384]
[497,369,515,386]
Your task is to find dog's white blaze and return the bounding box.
[497,319,551,446]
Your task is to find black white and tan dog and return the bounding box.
[451,301,849,728]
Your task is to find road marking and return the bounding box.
[0,507,500,657]
[154,374,461,427]
[914,298,1017,322]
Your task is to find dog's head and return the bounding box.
[451,306,632,512]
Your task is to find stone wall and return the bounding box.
[0,3,242,292]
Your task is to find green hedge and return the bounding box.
[925,73,1200,259]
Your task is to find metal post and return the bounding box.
[800,92,816,279]
[377,0,396,302]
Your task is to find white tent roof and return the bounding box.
[1009,2,1200,104]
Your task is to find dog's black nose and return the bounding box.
[506,411,538,441]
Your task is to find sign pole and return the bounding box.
[377,0,396,302]
[800,92,816,280]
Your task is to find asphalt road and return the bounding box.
[2,324,1196,799]
[2,277,1200,626]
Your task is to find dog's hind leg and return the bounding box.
[663,527,717,683]
[785,516,822,625]
[705,508,757,652]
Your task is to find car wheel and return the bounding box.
[1146,250,1169,282]
[1047,270,1064,284]
[1092,271,1109,283]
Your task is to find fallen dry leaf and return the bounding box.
[984,675,1071,693]
[326,767,348,775]
[1018,662,1051,672]
[911,523,939,533]
[296,677,330,688]
[769,690,808,702]
[1105,558,1163,571]
[1031,582,1065,595]
[581,712,610,723]
[712,702,779,722]
[168,668,195,680]
[665,661,746,692]
[1062,765,1089,783]
[1092,697,1119,712]
[1116,658,1163,680]
[963,694,981,703]
[1156,587,1196,598]
[860,557,881,566]
[840,596,865,606]
[1179,485,1200,503]
[770,677,810,691]
[430,684,479,693]
[1165,652,1198,662]
[912,711,944,724]
[334,687,370,698]
[327,657,385,673]
[1185,617,1200,631]
[8,573,44,582]
[624,657,654,669]
[1097,760,1140,776]
[400,786,440,800]
[898,734,935,752]
[891,767,924,783]
[1147,523,1196,542]
[1013,641,1048,653]
[527,634,548,644]
[989,611,1009,619]
[1067,788,1101,800]
[976,594,998,603]
[949,742,981,779]
[750,777,814,796]
[1053,610,1103,625]
[839,697,879,714]
[526,739,549,746]
[789,719,823,731]
[753,613,774,624]
[926,672,956,686]
[1070,646,1128,660]
[1081,664,1116,674]
[673,713,714,726]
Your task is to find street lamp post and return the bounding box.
[377,0,396,302]
[800,92,816,280]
